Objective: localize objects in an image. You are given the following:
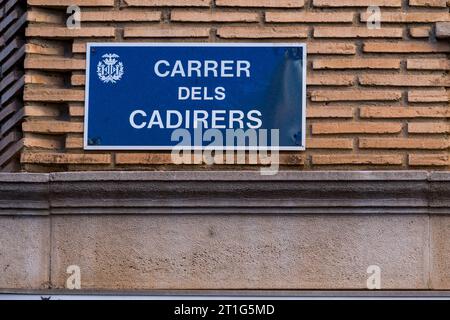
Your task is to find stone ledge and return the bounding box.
[0,171,449,215]
[0,173,49,215]
[3,290,450,298]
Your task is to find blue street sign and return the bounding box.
[84,43,306,150]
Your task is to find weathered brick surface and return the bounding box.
[216,0,305,8]
[313,0,402,7]
[312,155,403,165]
[314,27,403,38]
[310,90,402,101]
[360,12,450,23]
[408,122,450,134]
[217,26,308,38]
[364,42,450,53]
[266,12,354,23]
[21,0,450,170]
[359,138,449,149]
[307,107,354,118]
[21,152,111,164]
[171,11,259,22]
[360,106,450,118]
[359,74,449,86]
[408,90,449,102]
[25,57,85,70]
[28,0,114,6]
[409,0,448,7]
[409,26,431,38]
[313,59,401,69]
[124,26,210,38]
[125,0,209,7]
[409,154,449,166]
[312,122,402,134]
[407,59,449,70]
[81,10,162,22]
[23,121,83,133]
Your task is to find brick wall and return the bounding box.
[19,0,450,171]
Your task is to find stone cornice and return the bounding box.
[0,171,449,215]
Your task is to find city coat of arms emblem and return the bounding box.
[97,53,124,83]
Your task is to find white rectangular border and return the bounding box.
[84,42,307,151]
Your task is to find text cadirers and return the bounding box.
[129,59,262,130]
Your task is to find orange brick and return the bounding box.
[124,26,210,38]
[314,27,403,38]
[116,153,174,164]
[277,154,305,166]
[409,27,431,38]
[81,10,161,21]
[364,41,450,53]
[216,0,305,7]
[73,41,87,54]
[409,154,449,166]
[407,59,450,70]
[359,138,448,149]
[27,8,64,23]
[409,0,448,7]
[21,152,111,164]
[125,0,209,6]
[307,74,355,86]
[307,107,354,118]
[217,26,308,38]
[171,10,259,22]
[359,74,449,86]
[24,105,60,117]
[312,155,403,165]
[24,73,64,86]
[408,90,449,102]
[25,57,86,70]
[314,0,401,6]
[28,0,114,6]
[26,27,115,38]
[314,59,401,69]
[266,12,354,23]
[23,135,63,150]
[26,42,65,55]
[306,138,353,149]
[408,122,450,133]
[116,152,304,165]
[23,121,84,134]
[307,42,356,55]
[24,88,85,102]
[361,12,450,23]
[68,103,84,117]
[360,106,450,118]
[311,90,402,102]
[312,122,402,134]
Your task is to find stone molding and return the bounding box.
[0,171,449,215]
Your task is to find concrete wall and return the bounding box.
[2,214,450,290]
[1,171,449,291]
